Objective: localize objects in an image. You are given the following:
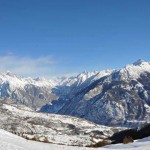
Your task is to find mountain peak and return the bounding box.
[133,59,145,66]
[6,71,17,77]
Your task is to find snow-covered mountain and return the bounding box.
[41,60,150,127]
[0,59,150,127]
[0,69,112,111]
[0,72,60,110]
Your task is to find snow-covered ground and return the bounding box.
[0,129,150,150]
[0,129,83,150]
[0,102,119,146]
[105,137,150,150]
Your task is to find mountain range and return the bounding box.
[0,59,150,127]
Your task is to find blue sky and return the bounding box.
[0,0,150,77]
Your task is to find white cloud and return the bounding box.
[0,55,56,77]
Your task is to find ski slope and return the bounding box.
[0,129,150,150]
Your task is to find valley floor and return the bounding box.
[0,129,150,150]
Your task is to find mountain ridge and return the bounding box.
[40,60,150,127]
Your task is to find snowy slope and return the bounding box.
[0,129,150,150]
[105,137,150,150]
[0,129,90,150]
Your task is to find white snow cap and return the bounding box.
[119,59,150,80]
